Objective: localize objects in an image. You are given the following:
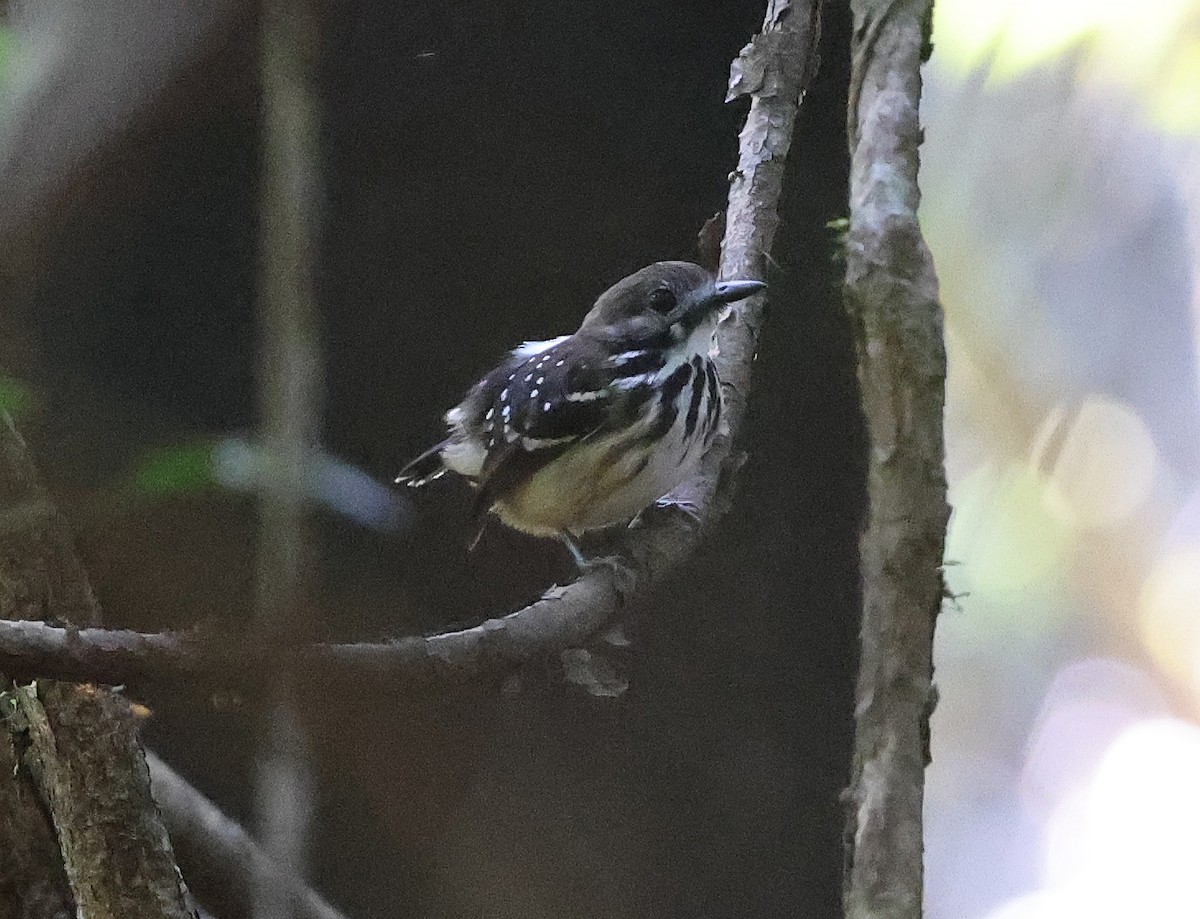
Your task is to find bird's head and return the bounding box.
[579,261,766,345]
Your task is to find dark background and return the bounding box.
[1,1,864,916]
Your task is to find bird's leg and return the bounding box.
[467,518,488,553]
[558,530,589,570]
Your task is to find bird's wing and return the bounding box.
[468,337,655,518]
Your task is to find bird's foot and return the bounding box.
[629,496,703,528]
[558,530,589,571]
[558,531,626,576]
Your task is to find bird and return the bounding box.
[395,261,766,564]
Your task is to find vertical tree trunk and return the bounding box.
[0,415,193,919]
[842,1,948,918]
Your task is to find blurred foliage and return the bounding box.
[936,0,1200,131]
[924,2,1200,918]
[121,438,406,531]
[129,442,217,496]
[0,376,33,419]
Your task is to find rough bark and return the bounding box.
[0,413,193,919]
[14,684,191,919]
[0,716,73,919]
[842,1,947,918]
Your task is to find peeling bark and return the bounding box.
[0,715,72,919]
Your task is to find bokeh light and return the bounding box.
[925,0,1200,916]
[1139,552,1200,707]
[1037,397,1158,530]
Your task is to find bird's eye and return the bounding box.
[647,287,677,314]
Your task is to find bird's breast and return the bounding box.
[494,351,722,535]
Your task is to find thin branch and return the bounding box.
[149,753,350,919]
[842,1,947,918]
[0,569,634,691]
[0,0,825,702]
[254,0,323,916]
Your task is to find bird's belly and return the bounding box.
[495,395,711,536]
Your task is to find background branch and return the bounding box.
[253,0,323,916]
[842,1,948,918]
[149,753,349,919]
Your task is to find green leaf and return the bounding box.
[130,443,218,496]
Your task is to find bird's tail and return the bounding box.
[395,440,449,488]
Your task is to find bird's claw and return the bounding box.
[641,496,703,526]
[579,553,624,575]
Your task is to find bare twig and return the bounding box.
[149,753,350,919]
[0,413,194,919]
[253,0,323,916]
[0,575,634,691]
[842,1,947,918]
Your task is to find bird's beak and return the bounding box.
[669,278,767,327]
[711,278,767,303]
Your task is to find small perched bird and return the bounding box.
[396,261,765,562]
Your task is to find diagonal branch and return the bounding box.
[842,1,948,918]
[149,752,350,919]
[0,0,824,697]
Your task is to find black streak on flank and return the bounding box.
[620,451,652,487]
[643,362,692,442]
[684,355,706,439]
[659,362,692,406]
[704,360,720,441]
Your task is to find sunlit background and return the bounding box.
[925,0,1200,916]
